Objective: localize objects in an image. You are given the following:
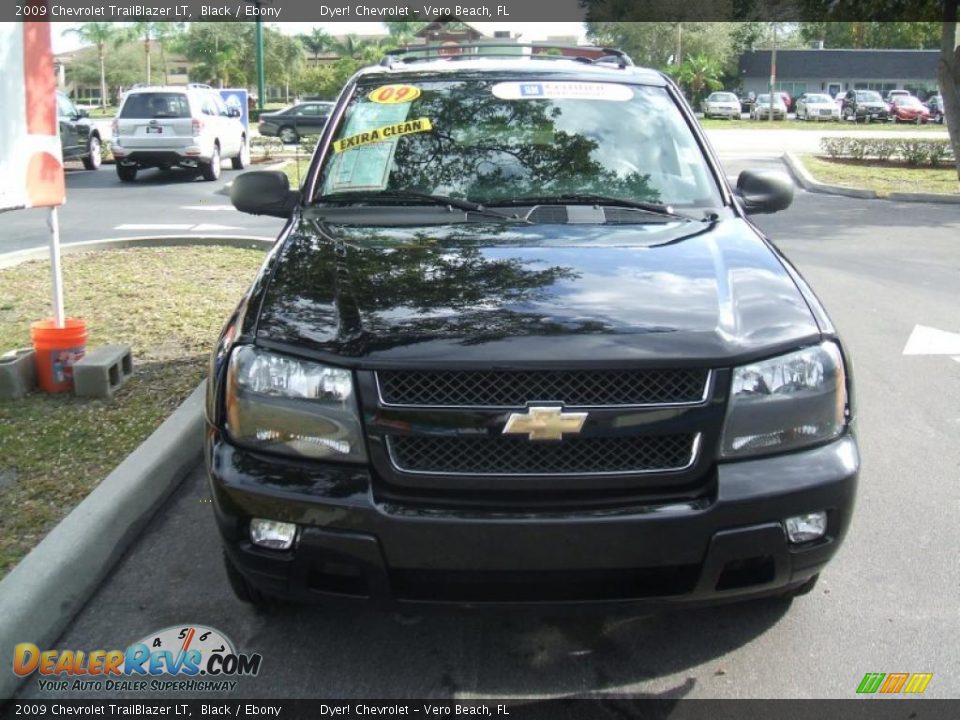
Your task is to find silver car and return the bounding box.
[701,91,741,119]
[111,85,249,182]
[750,94,787,120]
[795,93,841,122]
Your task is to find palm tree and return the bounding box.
[63,23,122,110]
[152,22,185,85]
[673,54,724,105]
[300,28,332,64]
[129,21,159,84]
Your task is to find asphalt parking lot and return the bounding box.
[10,152,960,700]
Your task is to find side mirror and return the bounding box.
[735,170,794,214]
[231,171,299,218]
[76,109,89,119]
[227,107,241,118]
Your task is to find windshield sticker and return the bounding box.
[323,103,413,193]
[333,118,434,154]
[491,82,633,102]
[368,84,421,104]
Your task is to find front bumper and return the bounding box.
[206,429,858,610]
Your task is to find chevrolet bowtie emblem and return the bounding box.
[502,406,588,441]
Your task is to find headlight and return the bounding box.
[224,346,367,462]
[720,342,848,459]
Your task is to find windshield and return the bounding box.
[806,94,832,103]
[314,78,722,210]
[856,91,882,102]
[120,92,190,119]
[709,93,737,102]
[755,94,781,104]
[896,97,922,107]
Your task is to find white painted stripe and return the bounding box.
[902,325,960,356]
[179,205,237,211]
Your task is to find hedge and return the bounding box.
[820,137,955,167]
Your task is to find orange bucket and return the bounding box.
[30,318,88,393]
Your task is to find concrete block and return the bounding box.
[0,348,37,400]
[73,344,133,398]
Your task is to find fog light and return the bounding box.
[249,518,297,550]
[784,512,827,544]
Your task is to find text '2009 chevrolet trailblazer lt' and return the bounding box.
[205,44,858,611]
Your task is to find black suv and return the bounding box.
[207,45,858,611]
[57,91,102,170]
[841,89,889,122]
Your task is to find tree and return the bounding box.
[62,22,122,109]
[300,28,332,63]
[940,5,960,181]
[129,21,161,84]
[174,24,245,87]
[63,42,144,104]
[671,54,725,104]
[152,22,186,85]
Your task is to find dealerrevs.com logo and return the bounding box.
[14,625,262,693]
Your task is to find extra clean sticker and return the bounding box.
[491,82,633,102]
[332,117,433,153]
[368,84,421,104]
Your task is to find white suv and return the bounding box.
[111,85,249,182]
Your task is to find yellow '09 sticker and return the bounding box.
[333,118,434,153]
[368,84,421,104]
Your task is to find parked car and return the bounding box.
[258,101,335,143]
[841,90,889,123]
[925,94,945,124]
[210,44,858,612]
[56,91,102,170]
[738,91,756,113]
[750,93,787,120]
[110,85,249,182]
[890,95,931,124]
[884,89,911,110]
[701,91,741,119]
[794,93,840,122]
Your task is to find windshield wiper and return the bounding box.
[315,190,526,223]
[489,194,697,221]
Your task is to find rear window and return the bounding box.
[120,93,191,119]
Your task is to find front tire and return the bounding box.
[279,126,298,144]
[782,573,820,599]
[116,164,137,182]
[200,143,221,181]
[231,136,250,170]
[82,136,102,170]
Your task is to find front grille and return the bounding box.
[388,434,698,476]
[377,368,709,407]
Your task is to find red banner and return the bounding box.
[0,16,65,212]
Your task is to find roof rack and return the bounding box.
[380,43,634,69]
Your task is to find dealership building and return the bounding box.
[739,49,940,99]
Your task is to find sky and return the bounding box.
[51,21,587,54]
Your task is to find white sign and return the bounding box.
[492,81,634,102]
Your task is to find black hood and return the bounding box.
[253,217,821,366]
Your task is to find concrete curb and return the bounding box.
[0,235,273,270]
[782,151,960,204]
[0,383,206,700]
[781,151,878,199]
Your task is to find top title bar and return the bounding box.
[7,0,947,23]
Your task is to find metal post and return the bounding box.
[47,207,65,328]
[255,4,265,112]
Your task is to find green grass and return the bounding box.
[0,246,266,579]
[798,154,960,196]
[700,117,947,132]
[280,158,312,187]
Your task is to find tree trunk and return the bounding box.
[144,37,151,85]
[160,42,168,85]
[98,43,107,110]
[939,11,960,182]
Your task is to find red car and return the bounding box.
[890,96,930,123]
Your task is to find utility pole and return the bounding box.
[769,22,777,123]
[676,23,682,66]
[243,0,267,112]
[255,3,265,112]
